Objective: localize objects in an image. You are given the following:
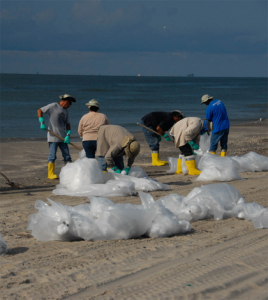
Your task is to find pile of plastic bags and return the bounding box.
[0,233,7,255]
[167,134,268,181]
[53,159,170,197]
[27,183,268,242]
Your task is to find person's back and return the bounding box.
[79,111,109,141]
[142,111,174,132]
[206,99,229,133]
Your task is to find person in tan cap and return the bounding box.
[78,99,110,158]
[37,94,76,179]
[96,125,140,175]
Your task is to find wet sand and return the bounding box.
[0,120,267,300]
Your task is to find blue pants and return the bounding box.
[141,120,159,151]
[210,129,229,152]
[98,156,124,171]
[83,140,97,159]
[48,142,72,163]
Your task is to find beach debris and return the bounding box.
[27,183,267,242]
[53,158,170,197]
[166,134,268,182]
[255,118,262,123]
[0,233,8,255]
[0,172,24,189]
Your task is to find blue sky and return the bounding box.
[1,0,267,77]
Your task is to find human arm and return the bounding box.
[78,119,83,138]
[37,108,47,130]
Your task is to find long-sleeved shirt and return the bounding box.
[78,111,110,141]
[95,125,136,168]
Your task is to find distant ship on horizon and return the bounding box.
[187,73,194,77]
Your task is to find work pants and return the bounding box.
[209,128,229,152]
[83,140,97,159]
[48,142,72,163]
[140,120,159,151]
[98,156,124,171]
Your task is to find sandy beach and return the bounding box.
[0,120,267,300]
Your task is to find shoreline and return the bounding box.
[0,119,266,143]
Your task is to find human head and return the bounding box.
[172,110,185,122]
[59,94,76,109]
[85,99,100,112]
[201,94,213,105]
[121,135,140,159]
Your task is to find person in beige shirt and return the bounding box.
[96,125,140,175]
[169,116,203,176]
[78,99,110,158]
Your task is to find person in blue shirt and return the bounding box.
[201,94,229,156]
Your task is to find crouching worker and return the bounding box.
[96,125,140,175]
[170,115,203,175]
[141,110,183,166]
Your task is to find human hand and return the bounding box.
[39,117,47,131]
[158,135,162,142]
[163,133,171,141]
[64,136,70,144]
[112,166,121,174]
[189,140,199,150]
[121,166,131,175]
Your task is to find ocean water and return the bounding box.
[0,74,267,139]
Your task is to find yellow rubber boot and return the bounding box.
[48,162,59,179]
[220,150,227,157]
[209,151,216,155]
[175,155,183,174]
[185,156,201,175]
[151,152,168,166]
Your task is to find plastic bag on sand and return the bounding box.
[128,166,148,178]
[0,233,7,255]
[59,158,104,191]
[28,183,267,242]
[196,153,241,182]
[166,157,178,173]
[54,161,169,197]
[231,152,268,172]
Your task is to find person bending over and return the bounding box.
[170,115,203,175]
[140,110,183,166]
[96,125,140,175]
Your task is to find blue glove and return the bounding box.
[112,166,121,174]
[163,133,171,141]
[189,140,199,150]
[158,135,162,142]
[122,166,131,175]
[39,117,47,131]
[64,130,71,144]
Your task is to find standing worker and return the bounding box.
[170,115,203,175]
[201,94,230,156]
[96,125,140,175]
[78,99,110,159]
[37,94,76,179]
[140,111,183,166]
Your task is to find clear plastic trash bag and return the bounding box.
[231,152,268,172]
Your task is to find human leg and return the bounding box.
[140,121,168,166]
[113,156,125,170]
[83,140,97,158]
[59,142,72,163]
[98,156,107,171]
[179,143,200,175]
[48,142,59,179]
[220,129,229,156]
